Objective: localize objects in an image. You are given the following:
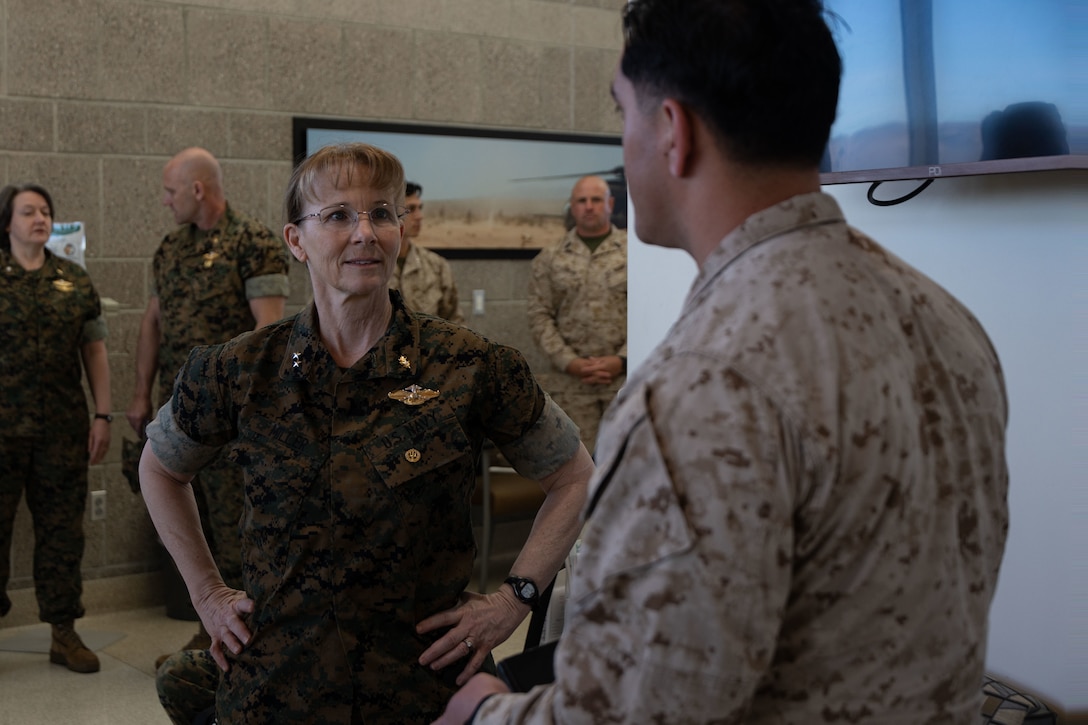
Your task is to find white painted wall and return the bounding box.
[626,169,1088,710]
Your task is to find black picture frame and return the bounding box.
[292,118,624,260]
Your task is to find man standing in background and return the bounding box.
[390,181,465,324]
[527,175,626,453]
[126,147,289,668]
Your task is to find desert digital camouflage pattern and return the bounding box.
[391,242,465,324]
[151,202,289,589]
[479,193,1009,724]
[0,249,105,621]
[147,292,580,724]
[527,226,627,451]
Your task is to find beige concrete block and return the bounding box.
[378,0,447,31]
[99,3,186,103]
[146,108,231,159]
[481,40,543,128]
[572,5,624,50]
[573,47,622,133]
[448,258,534,301]
[413,33,483,124]
[102,480,158,569]
[57,103,146,154]
[266,163,293,227]
[102,157,173,260]
[539,46,574,130]
[220,161,282,231]
[444,0,512,37]
[8,155,100,241]
[511,1,572,45]
[466,299,544,369]
[575,0,625,10]
[267,17,344,114]
[228,113,293,161]
[187,10,269,109]
[7,0,101,99]
[341,25,415,121]
[0,99,54,152]
[86,259,150,310]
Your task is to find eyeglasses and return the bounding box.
[292,203,405,231]
[405,203,424,215]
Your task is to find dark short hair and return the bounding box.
[0,183,55,252]
[285,143,406,226]
[406,181,422,197]
[620,0,841,168]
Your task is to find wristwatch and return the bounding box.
[94,413,113,423]
[504,576,541,607]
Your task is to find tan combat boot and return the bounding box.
[50,621,101,673]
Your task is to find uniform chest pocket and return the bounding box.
[187,252,242,302]
[363,409,471,491]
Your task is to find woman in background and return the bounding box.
[0,183,112,673]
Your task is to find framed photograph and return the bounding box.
[293,118,624,259]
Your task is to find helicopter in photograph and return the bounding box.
[510,166,628,230]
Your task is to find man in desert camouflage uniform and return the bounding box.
[390,181,465,323]
[140,143,592,724]
[127,147,289,664]
[527,175,626,453]
[437,1,1010,723]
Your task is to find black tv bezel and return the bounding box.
[819,153,1088,186]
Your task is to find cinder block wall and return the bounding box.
[1,0,623,623]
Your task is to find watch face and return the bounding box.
[521,582,537,599]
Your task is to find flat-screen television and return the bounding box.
[820,0,1086,184]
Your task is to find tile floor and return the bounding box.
[0,601,529,724]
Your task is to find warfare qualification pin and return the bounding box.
[388,384,440,406]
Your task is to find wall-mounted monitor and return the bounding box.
[820,0,1086,184]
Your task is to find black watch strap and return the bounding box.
[504,576,541,607]
[94,413,113,422]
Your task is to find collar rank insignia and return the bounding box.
[202,251,220,269]
[399,355,411,370]
[53,277,74,292]
[292,352,302,369]
[388,384,439,406]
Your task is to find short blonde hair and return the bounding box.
[284,143,406,225]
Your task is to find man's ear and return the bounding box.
[660,98,695,178]
[192,181,206,201]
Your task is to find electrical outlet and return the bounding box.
[473,289,486,315]
[91,490,107,521]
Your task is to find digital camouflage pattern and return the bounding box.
[156,648,219,725]
[0,248,105,621]
[152,202,289,404]
[527,226,626,451]
[391,243,465,324]
[152,202,289,590]
[146,291,580,724]
[480,193,1009,724]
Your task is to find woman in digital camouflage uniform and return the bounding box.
[0,183,112,673]
[141,143,593,724]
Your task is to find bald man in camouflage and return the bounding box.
[527,175,627,454]
[126,147,289,667]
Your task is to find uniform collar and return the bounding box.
[686,192,844,309]
[278,290,423,383]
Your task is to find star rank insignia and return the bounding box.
[388,384,440,406]
[292,352,302,369]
